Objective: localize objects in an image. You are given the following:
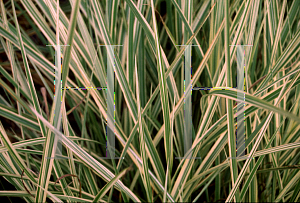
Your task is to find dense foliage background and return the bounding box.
[0,0,300,202]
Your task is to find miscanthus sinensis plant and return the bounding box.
[0,0,300,202]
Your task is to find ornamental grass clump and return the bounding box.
[0,0,300,202]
